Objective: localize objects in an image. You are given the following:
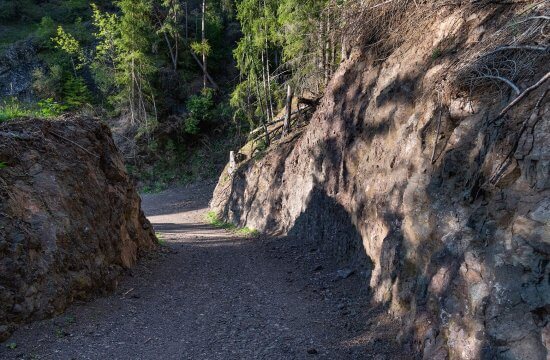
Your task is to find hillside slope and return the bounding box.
[212,4,550,359]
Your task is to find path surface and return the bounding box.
[0,182,405,360]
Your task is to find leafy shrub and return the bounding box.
[190,40,211,57]
[37,98,68,117]
[185,88,215,135]
[35,16,56,47]
[32,65,63,99]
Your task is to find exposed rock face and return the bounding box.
[0,117,156,340]
[212,6,549,360]
[0,40,40,99]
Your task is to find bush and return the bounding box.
[62,76,91,109]
[35,16,56,47]
[37,98,67,117]
[0,97,66,121]
[32,65,63,99]
[184,88,215,135]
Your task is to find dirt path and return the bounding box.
[0,182,405,360]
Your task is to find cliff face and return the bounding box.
[212,5,549,359]
[0,40,39,100]
[0,117,157,340]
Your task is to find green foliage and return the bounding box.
[91,3,119,64]
[0,0,42,22]
[5,342,17,350]
[0,98,30,121]
[37,98,68,117]
[63,76,91,108]
[205,211,259,237]
[0,98,63,120]
[32,65,63,100]
[156,233,167,245]
[35,16,57,47]
[205,210,227,227]
[157,0,183,54]
[191,40,212,57]
[185,88,215,135]
[0,162,7,169]
[52,25,87,71]
[91,0,157,122]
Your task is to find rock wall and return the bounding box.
[0,117,157,340]
[0,40,40,100]
[212,5,549,359]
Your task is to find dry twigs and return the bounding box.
[456,5,549,99]
[489,88,548,185]
[490,71,550,124]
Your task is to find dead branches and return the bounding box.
[456,6,549,99]
[489,88,548,185]
[491,71,550,123]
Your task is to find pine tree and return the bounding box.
[92,0,157,124]
[117,0,157,124]
[157,0,183,71]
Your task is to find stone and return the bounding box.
[306,348,318,354]
[312,265,323,272]
[0,117,156,340]
[210,8,550,358]
[336,269,355,279]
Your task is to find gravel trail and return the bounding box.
[0,182,405,360]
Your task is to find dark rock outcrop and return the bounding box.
[0,117,157,340]
[212,5,549,359]
[0,40,40,99]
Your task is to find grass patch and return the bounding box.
[431,48,442,60]
[156,233,167,245]
[205,211,259,238]
[0,97,66,121]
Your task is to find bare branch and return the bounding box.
[508,16,550,27]
[489,89,548,185]
[492,71,550,122]
[482,45,549,57]
[479,74,522,95]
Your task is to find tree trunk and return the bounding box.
[325,11,331,85]
[201,0,207,89]
[254,74,270,146]
[283,84,293,136]
[261,0,274,120]
[261,51,272,123]
[320,17,326,87]
[190,51,218,89]
[184,1,188,41]
[174,4,179,71]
